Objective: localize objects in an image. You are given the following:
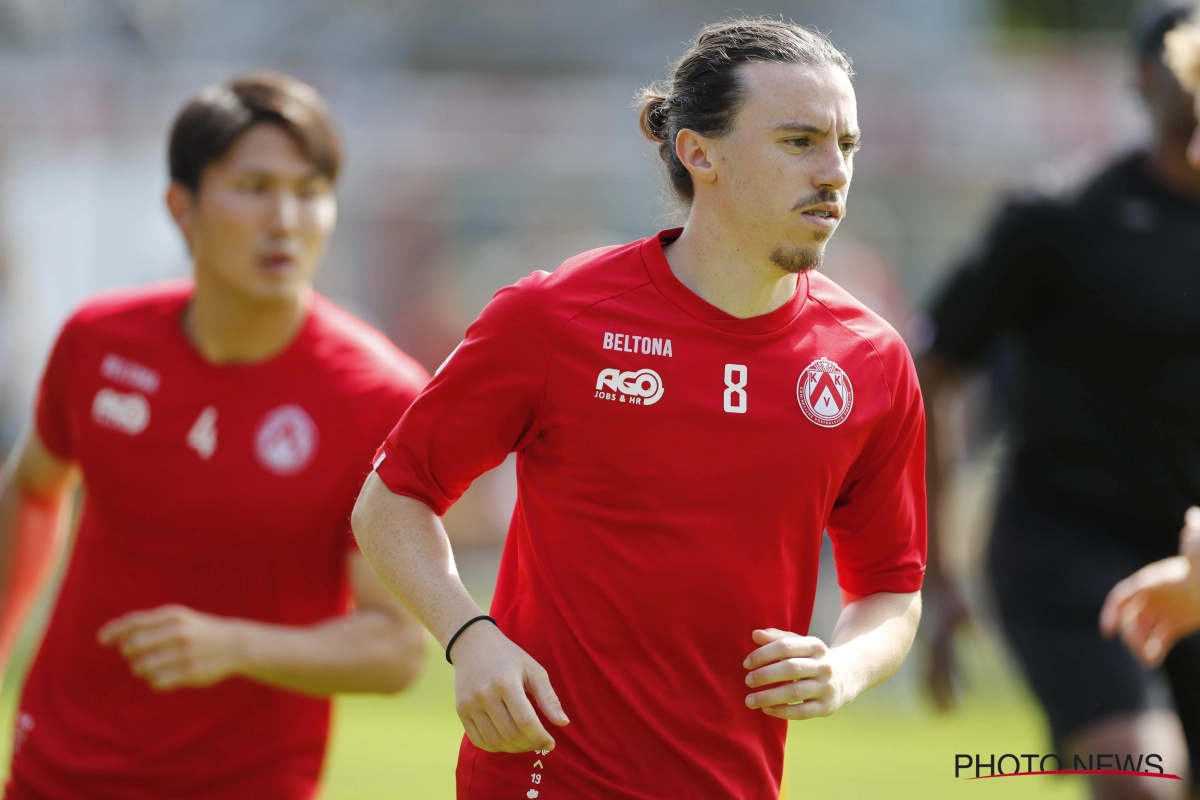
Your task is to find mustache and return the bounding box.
[792,188,843,213]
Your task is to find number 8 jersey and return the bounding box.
[375,228,927,800]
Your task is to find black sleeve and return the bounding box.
[927,193,1063,368]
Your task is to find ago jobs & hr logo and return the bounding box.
[594,368,664,406]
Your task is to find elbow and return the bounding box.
[378,628,427,694]
[392,632,428,694]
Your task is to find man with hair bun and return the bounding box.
[354,17,925,799]
[0,72,429,798]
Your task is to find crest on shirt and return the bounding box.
[254,404,318,476]
[797,357,853,428]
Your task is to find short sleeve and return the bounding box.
[344,371,430,552]
[927,194,1062,367]
[34,317,80,461]
[374,274,554,516]
[826,344,927,596]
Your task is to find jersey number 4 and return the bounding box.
[187,406,218,460]
[724,364,747,414]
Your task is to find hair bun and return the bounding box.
[637,89,671,144]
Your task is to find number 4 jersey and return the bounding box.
[374,228,927,800]
[12,281,429,800]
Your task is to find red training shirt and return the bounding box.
[9,281,428,800]
[375,229,926,800]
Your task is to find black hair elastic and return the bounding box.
[446,615,498,665]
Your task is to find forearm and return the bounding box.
[918,355,958,589]
[351,473,484,648]
[828,591,922,701]
[0,446,73,662]
[233,608,426,696]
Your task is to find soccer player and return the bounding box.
[1101,13,1200,673]
[0,72,429,799]
[353,18,925,799]
[921,3,1200,797]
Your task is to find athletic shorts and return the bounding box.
[987,487,1200,779]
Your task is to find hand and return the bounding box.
[743,629,849,720]
[1101,555,1200,668]
[1099,506,1200,668]
[1178,506,1200,558]
[923,582,970,712]
[97,604,247,691]
[450,621,569,753]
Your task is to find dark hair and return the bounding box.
[168,71,342,193]
[636,18,853,205]
[1130,1,1197,60]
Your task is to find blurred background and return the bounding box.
[0,0,1167,797]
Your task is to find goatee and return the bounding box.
[769,246,822,275]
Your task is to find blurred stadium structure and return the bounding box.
[0,0,1148,422]
[0,1,1161,795]
[0,0,1151,547]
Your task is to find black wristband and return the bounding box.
[445,615,498,665]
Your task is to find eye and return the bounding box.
[297,179,330,199]
[840,141,861,154]
[238,177,270,194]
[784,137,811,149]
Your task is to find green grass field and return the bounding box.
[0,628,1087,800]
[310,641,1087,800]
[0,574,1086,800]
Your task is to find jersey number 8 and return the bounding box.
[724,364,747,414]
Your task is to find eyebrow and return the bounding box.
[775,123,861,140]
[233,168,328,181]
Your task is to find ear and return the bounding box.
[675,129,718,187]
[165,182,197,249]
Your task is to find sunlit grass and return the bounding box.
[314,632,1086,799]
[0,584,1086,799]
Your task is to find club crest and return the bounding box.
[255,404,319,476]
[797,357,853,428]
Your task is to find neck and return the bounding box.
[663,207,799,319]
[1148,132,1200,197]
[184,272,309,364]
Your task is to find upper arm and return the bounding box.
[827,345,927,597]
[372,276,556,516]
[914,351,963,408]
[9,427,77,500]
[926,196,1061,368]
[14,310,86,501]
[839,588,921,611]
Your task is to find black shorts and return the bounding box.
[987,488,1200,777]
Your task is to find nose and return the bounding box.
[267,189,299,234]
[811,141,851,192]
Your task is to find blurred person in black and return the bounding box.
[921,3,1200,797]
[1102,12,1200,673]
